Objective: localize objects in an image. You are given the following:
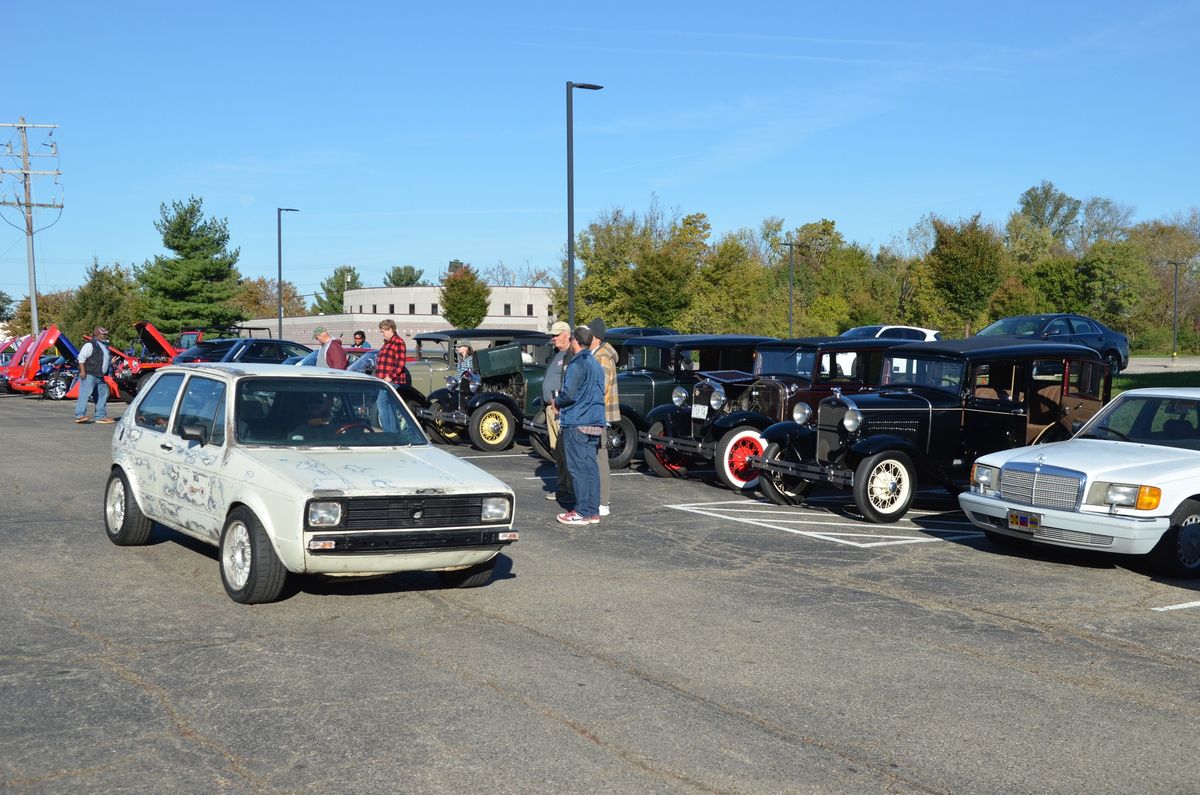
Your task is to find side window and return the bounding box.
[1069,318,1096,335]
[1067,359,1105,400]
[135,373,186,431]
[243,341,279,362]
[1044,319,1071,336]
[283,343,310,358]
[173,377,228,446]
[971,362,1021,404]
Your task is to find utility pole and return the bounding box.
[0,118,62,334]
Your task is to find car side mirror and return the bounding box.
[180,423,209,446]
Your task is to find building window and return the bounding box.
[503,303,511,316]
[372,305,377,314]
[408,304,415,315]
[527,304,534,316]
[389,304,394,314]
[431,303,438,315]
[358,306,363,314]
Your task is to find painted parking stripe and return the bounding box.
[667,500,980,548]
[1151,601,1200,612]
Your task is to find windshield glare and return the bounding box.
[1079,395,1200,450]
[755,349,816,378]
[235,378,426,447]
[839,326,880,339]
[882,356,965,391]
[977,317,1042,336]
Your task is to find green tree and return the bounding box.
[383,265,425,287]
[1021,256,1086,313]
[7,290,76,337]
[1018,180,1082,244]
[1070,197,1133,253]
[136,196,245,330]
[1078,240,1149,328]
[311,265,363,315]
[439,264,491,328]
[1004,211,1055,268]
[61,260,146,350]
[0,290,14,323]
[678,235,771,334]
[232,277,307,319]
[927,215,1007,335]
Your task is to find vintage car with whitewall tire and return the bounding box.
[644,337,906,491]
[959,388,1200,577]
[105,363,518,604]
[752,338,1112,522]
[418,331,553,452]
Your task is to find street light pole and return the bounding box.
[277,207,298,338]
[780,242,797,336]
[1172,260,1181,364]
[566,80,603,328]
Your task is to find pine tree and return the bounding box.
[312,266,362,314]
[135,197,245,331]
[62,259,146,350]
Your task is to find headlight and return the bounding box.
[1105,483,1161,510]
[445,375,458,388]
[792,403,812,424]
[709,384,727,411]
[842,408,863,432]
[971,463,997,490]
[672,386,689,407]
[468,374,482,393]
[307,500,343,527]
[481,496,511,522]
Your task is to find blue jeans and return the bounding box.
[74,374,107,420]
[562,427,601,518]
[377,388,397,433]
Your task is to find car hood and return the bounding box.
[982,438,1200,484]
[136,321,179,358]
[843,387,958,410]
[240,444,513,497]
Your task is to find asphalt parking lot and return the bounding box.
[3,390,1199,793]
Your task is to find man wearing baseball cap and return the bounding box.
[542,320,575,503]
[74,327,114,424]
[312,326,348,370]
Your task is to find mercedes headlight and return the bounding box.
[672,386,689,407]
[307,500,344,527]
[481,496,512,522]
[842,408,863,432]
[1104,483,1160,510]
[792,403,812,424]
[709,384,727,411]
[970,464,998,493]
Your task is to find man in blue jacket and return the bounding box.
[551,325,606,525]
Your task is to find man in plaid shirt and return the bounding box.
[374,319,409,433]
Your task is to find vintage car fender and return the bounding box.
[845,435,952,485]
[426,386,454,407]
[223,460,307,573]
[467,390,523,418]
[620,404,651,431]
[760,420,815,447]
[712,410,773,435]
[646,403,691,436]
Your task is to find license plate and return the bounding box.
[1007,509,1041,533]
[691,404,708,420]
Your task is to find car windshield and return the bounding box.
[1078,395,1200,450]
[839,326,881,339]
[881,355,965,392]
[235,377,426,447]
[176,340,236,361]
[754,349,816,378]
[976,317,1043,336]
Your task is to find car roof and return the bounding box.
[1116,388,1200,399]
[887,337,1103,360]
[158,362,381,382]
[758,336,908,352]
[626,334,777,349]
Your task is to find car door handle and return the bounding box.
[160,443,174,451]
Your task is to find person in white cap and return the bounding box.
[74,327,114,424]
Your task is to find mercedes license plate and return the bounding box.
[1007,509,1041,533]
[691,404,708,420]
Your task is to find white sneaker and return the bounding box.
[599,505,610,516]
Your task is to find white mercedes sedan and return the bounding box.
[105,363,517,603]
[959,388,1200,577]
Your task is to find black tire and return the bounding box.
[983,528,1031,549]
[606,415,637,470]
[1150,499,1200,578]
[1103,350,1122,374]
[468,402,516,452]
[44,373,71,401]
[528,410,554,461]
[104,469,154,546]
[424,399,461,445]
[219,507,288,604]
[758,441,813,506]
[715,425,765,491]
[438,556,498,588]
[644,420,691,479]
[853,451,916,523]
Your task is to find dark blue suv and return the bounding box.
[173,337,311,365]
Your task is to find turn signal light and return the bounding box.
[1136,486,1161,511]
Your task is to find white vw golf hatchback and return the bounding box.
[105,363,517,603]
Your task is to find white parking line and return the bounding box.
[1151,601,1200,612]
[458,453,534,459]
[667,500,980,548]
[524,471,643,480]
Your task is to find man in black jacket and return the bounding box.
[74,327,113,424]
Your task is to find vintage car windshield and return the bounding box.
[976,317,1042,336]
[754,349,816,378]
[881,355,965,392]
[1078,395,1200,450]
[235,377,426,447]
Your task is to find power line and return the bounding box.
[0,118,61,332]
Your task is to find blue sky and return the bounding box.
[3,1,1197,304]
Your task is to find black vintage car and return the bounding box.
[418,329,553,452]
[752,338,1112,522]
[644,337,906,491]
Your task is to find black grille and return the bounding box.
[816,403,847,463]
[310,529,511,554]
[343,495,485,530]
[743,381,783,420]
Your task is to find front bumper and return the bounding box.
[416,404,469,427]
[302,527,517,574]
[640,428,714,459]
[958,491,1170,554]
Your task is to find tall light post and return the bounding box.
[1172,259,1181,364]
[780,241,797,336]
[566,80,603,328]
[276,207,298,338]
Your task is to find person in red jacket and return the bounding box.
[312,327,348,369]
